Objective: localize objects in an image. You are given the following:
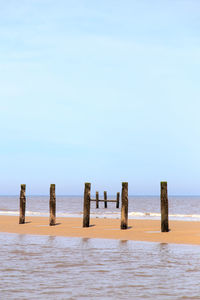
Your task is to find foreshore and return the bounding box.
[1,215,200,245]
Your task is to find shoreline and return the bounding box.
[1,216,200,245]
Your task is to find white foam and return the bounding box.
[128,211,200,221]
[1,210,200,221]
[0,211,19,216]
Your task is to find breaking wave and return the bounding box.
[1,210,200,221]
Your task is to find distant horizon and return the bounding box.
[1,194,200,197]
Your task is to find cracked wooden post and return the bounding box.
[116,192,120,208]
[160,181,169,232]
[19,184,26,224]
[121,182,128,229]
[104,191,107,208]
[83,183,91,227]
[96,191,99,209]
[49,184,56,226]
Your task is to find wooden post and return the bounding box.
[83,183,91,227]
[121,182,128,229]
[96,191,99,209]
[116,192,120,208]
[160,181,169,232]
[49,184,56,226]
[19,184,26,224]
[104,191,107,208]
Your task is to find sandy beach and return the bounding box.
[1,216,200,245]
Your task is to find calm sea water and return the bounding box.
[0,195,200,221]
[0,233,200,299]
[1,196,200,299]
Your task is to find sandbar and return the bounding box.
[1,216,200,245]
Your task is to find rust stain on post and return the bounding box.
[83,183,91,227]
[49,184,56,226]
[160,181,169,232]
[104,191,107,208]
[19,184,26,224]
[121,182,128,229]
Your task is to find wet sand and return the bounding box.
[1,216,200,245]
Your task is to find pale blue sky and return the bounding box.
[1,0,200,195]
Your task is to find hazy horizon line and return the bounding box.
[1,194,200,197]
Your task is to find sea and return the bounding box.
[0,195,200,299]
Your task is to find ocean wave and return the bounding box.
[128,212,200,218]
[128,212,200,220]
[1,210,200,221]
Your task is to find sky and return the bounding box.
[0,0,200,195]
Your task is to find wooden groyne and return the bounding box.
[121,182,128,229]
[95,191,99,209]
[83,182,91,227]
[17,181,170,233]
[116,192,120,209]
[19,184,26,224]
[49,184,56,226]
[91,192,120,208]
[83,182,128,229]
[160,181,169,232]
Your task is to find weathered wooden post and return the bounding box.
[121,182,128,229]
[160,181,169,232]
[116,192,120,208]
[83,183,91,227]
[49,184,56,226]
[19,184,26,224]
[96,191,99,209]
[104,191,107,208]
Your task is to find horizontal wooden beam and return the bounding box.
[90,199,117,203]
